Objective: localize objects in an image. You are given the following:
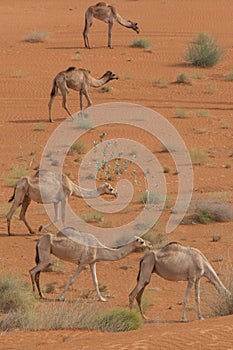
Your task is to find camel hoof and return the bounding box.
[57,296,65,302]
[29,231,36,235]
[38,225,43,232]
[99,298,107,302]
[181,318,189,323]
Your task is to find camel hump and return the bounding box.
[66,66,76,72]
[95,2,108,6]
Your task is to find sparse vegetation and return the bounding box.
[34,123,46,131]
[138,191,159,205]
[75,116,93,130]
[69,141,86,154]
[225,70,233,81]
[196,109,210,117]
[189,148,208,165]
[195,201,233,224]
[152,78,168,88]
[81,210,104,223]
[101,85,111,93]
[90,307,142,332]
[131,38,151,49]
[185,32,223,67]
[175,108,190,118]
[23,31,49,43]
[175,72,191,84]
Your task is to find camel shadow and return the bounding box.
[9,117,65,124]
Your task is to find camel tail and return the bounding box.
[8,186,16,202]
[50,79,58,98]
[35,243,40,265]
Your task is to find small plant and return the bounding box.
[175,72,191,84]
[101,86,111,93]
[0,274,35,314]
[131,39,151,49]
[23,31,49,43]
[75,117,93,130]
[69,141,86,154]
[189,148,208,165]
[185,32,223,67]
[175,108,190,118]
[152,78,168,88]
[5,166,29,187]
[138,191,159,205]
[195,201,233,224]
[196,109,210,117]
[81,210,104,223]
[90,307,142,332]
[34,123,46,131]
[225,70,233,81]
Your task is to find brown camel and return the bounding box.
[83,2,140,49]
[48,66,118,122]
[6,170,117,236]
[129,242,231,322]
[29,227,152,301]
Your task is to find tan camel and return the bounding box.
[29,227,152,301]
[6,170,117,236]
[129,242,231,322]
[83,2,140,49]
[48,66,118,122]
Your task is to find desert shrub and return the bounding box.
[90,307,142,332]
[0,274,35,314]
[205,262,233,317]
[81,211,104,223]
[195,202,233,224]
[189,148,208,165]
[196,109,210,117]
[75,117,93,130]
[69,141,86,154]
[23,31,49,43]
[101,86,111,93]
[175,108,190,118]
[131,39,151,49]
[175,72,191,84]
[225,70,233,81]
[185,32,222,67]
[152,78,168,88]
[138,191,160,204]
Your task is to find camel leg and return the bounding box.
[39,202,60,232]
[29,261,51,299]
[129,258,153,319]
[57,264,85,301]
[90,262,106,302]
[195,279,204,320]
[83,17,92,48]
[58,85,73,118]
[19,196,35,234]
[48,94,56,123]
[182,280,194,322]
[6,201,21,236]
[108,22,114,48]
[61,199,66,227]
[83,91,92,109]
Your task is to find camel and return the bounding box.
[29,227,153,301]
[129,242,231,322]
[48,66,118,122]
[83,2,140,49]
[6,170,117,236]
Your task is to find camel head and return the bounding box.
[128,21,140,34]
[101,182,118,197]
[102,71,119,82]
[133,236,153,250]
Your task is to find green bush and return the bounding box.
[0,274,35,314]
[185,32,222,67]
[91,307,142,332]
[131,39,151,49]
